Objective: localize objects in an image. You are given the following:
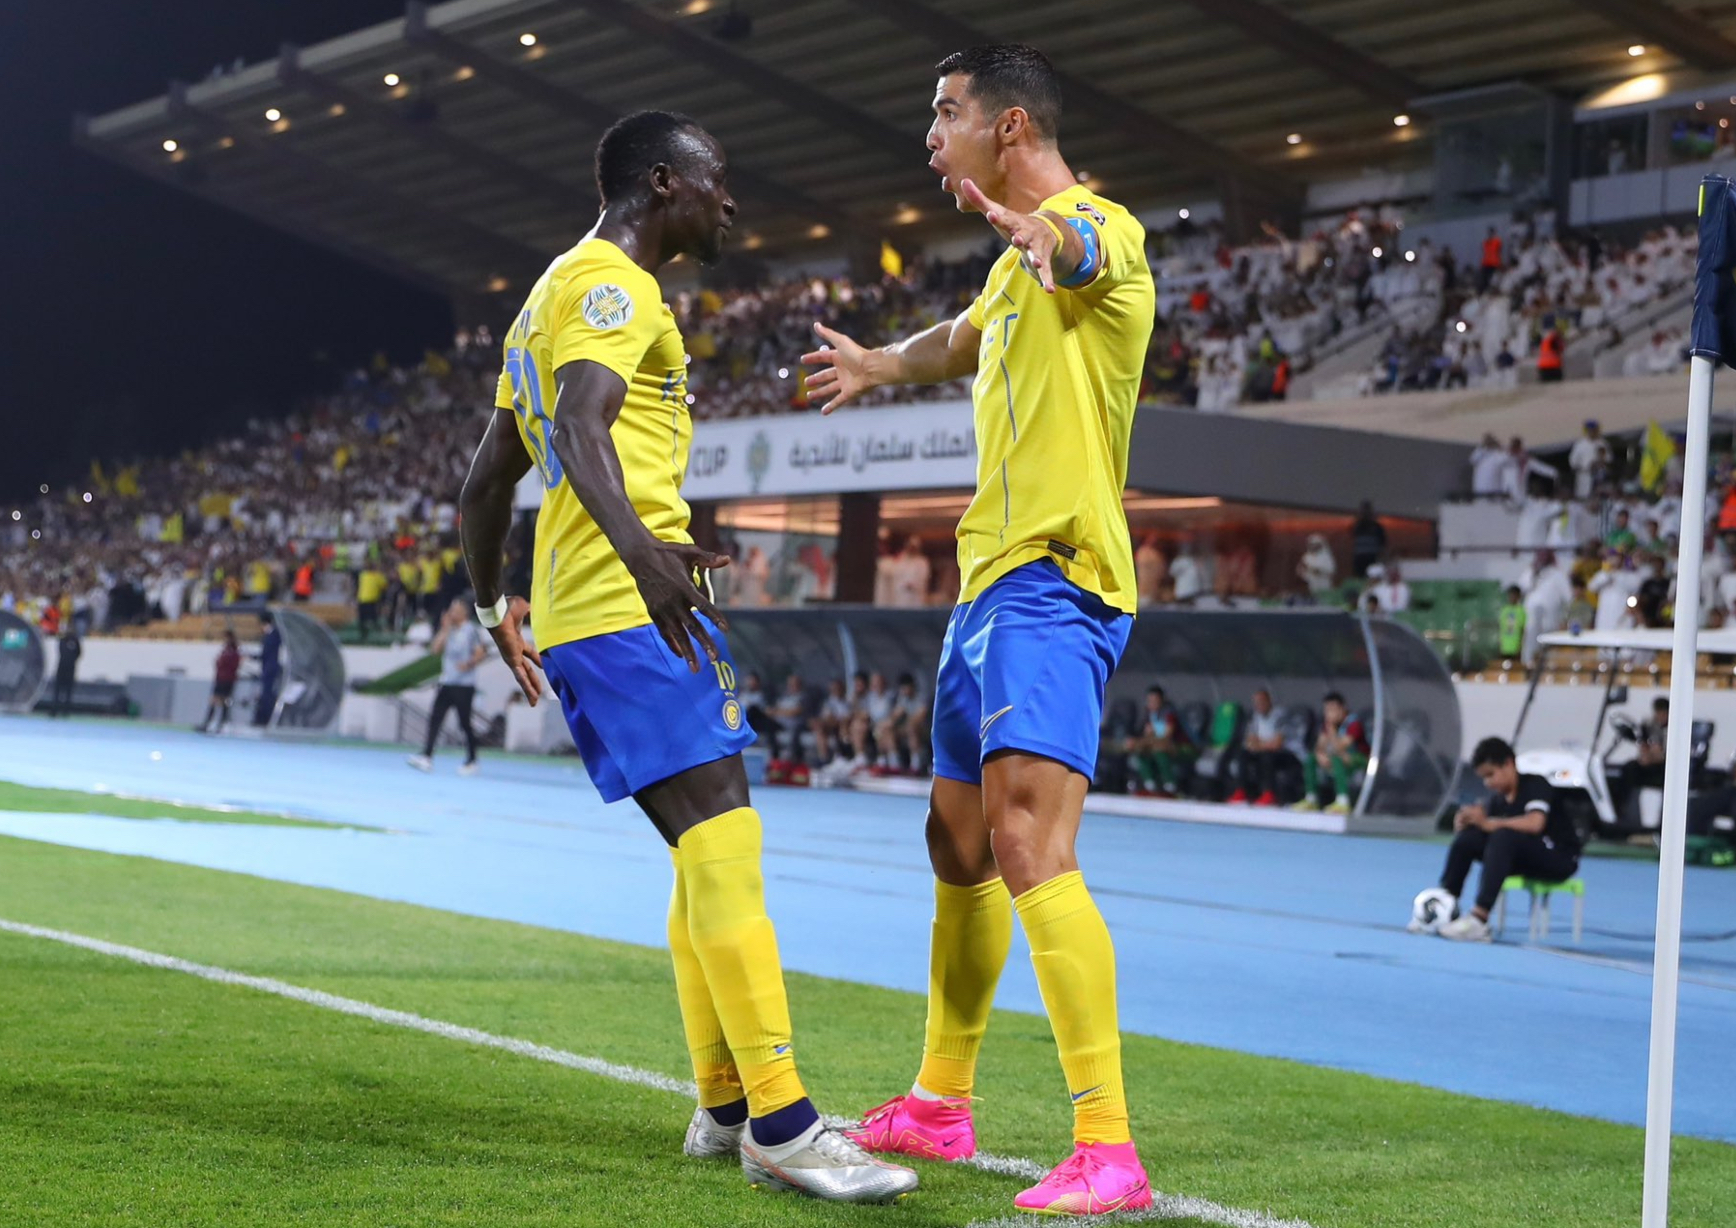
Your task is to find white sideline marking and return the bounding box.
[0,917,1318,1228]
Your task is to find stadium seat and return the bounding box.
[1494,875,1585,944]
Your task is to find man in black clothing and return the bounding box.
[251,612,283,727]
[1350,501,1387,579]
[52,626,81,717]
[1430,736,1579,942]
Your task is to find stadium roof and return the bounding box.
[78,0,1736,300]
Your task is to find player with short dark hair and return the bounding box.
[1428,736,1581,942]
[459,110,914,1204]
[806,44,1157,1216]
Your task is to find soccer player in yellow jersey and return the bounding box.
[457,111,915,1204]
[804,47,1157,1215]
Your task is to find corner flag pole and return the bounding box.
[1641,174,1730,1228]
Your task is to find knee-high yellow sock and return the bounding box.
[1014,871,1130,1145]
[676,808,806,1118]
[916,877,1013,1099]
[667,847,744,1110]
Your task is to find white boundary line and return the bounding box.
[0,917,1318,1228]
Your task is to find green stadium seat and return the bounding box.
[1493,875,1585,944]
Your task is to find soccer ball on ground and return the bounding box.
[1409,887,1458,935]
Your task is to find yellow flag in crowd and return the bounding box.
[88,459,111,495]
[880,240,904,280]
[424,349,452,378]
[114,465,139,498]
[162,512,183,544]
[1639,421,1676,493]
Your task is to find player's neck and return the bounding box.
[591,207,667,274]
[998,147,1079,213]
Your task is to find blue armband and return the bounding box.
[1057,216,1102,288]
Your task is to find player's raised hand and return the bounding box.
[625,540,732,672]
[484,596,544,706]
[801,322,873,415]
[959,177,1059,294]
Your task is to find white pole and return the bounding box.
[1639,354,1717,1227]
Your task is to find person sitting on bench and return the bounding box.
[1432,736,1581,943]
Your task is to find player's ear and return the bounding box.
[648,161,675,200]
[1000,106,1028,144]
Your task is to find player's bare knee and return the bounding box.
[925,809,995,884]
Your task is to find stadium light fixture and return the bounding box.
[383,72,401,87]
[1392,114,1410,127]
[1285,132,1302,146]
[1697,101,1707,111]
[1404,250,1417,262]
[777,367,790,379]
[454,65,476,82]
[808,224,831,239]
[893,203,921,224]
[38,484,48,494]
[486,276,510,293]
[161,139,178,153]
[9,510,19,521]
[1178,207,1189,219]
[81,492,92,504]
[30,530,39,540]
[684,394,697,405]
[1628,44,1646,57]
[519,32,537,46]
[1723,119,1731,130]
[265,107,283,122]
[1371,246,1383,258]
[1455,320,1467,333]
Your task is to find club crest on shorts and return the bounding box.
[722,698,742,731]
[581,284,634,330]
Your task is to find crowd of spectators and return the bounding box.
[1474,419,1736,668]
[1358,217,1695,396]
[0,205,1462,635]
[737,668,931,785]
[0,340,503,638]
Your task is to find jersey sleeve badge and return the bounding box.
[580,284,635,330]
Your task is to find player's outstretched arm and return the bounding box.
[800,309,980,415]
[459,407,543,706]
[547,360,731,673]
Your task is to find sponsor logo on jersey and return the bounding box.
[1075,201,1107,226]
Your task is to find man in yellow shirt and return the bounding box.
[458,110,913,1204]
[356,563,388,641]
[805,44,1155,1216]
[418,552,445,621]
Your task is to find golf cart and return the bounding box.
[1511,629,1725,844]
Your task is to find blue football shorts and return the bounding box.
[542,614,755,803]
[931,559,1132,784]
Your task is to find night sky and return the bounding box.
[0,1,453,503]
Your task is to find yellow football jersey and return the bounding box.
[494,237,692,649]
[960,186,1155,614]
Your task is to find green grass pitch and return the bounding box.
[0,836,1731,1226]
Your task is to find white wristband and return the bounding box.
[475,595,509,628]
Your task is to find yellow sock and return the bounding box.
[916,877,1013,1099]
[676,808,806,1118]
[667,847,744,1110]
[1014,871,1130,1145]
